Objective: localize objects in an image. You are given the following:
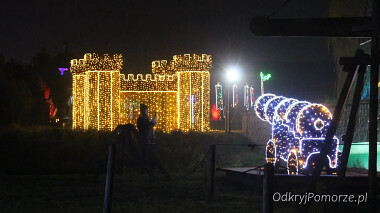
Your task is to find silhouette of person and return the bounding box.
[137,104,157,145]
[137,104,171,179]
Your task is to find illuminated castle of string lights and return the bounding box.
[71,53,211,132]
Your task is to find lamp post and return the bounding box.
[225,67,239,133]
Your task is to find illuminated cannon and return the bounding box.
[254,94,341,175]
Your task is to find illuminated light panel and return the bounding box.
[255,94,341,175]
[250,86,255,108]
[244,84,249,110]
[232,84,238,107]
[215,82,223,110]
[71,53,211,132]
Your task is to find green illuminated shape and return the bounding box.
[338,142,380,171]
[260,72,272,81]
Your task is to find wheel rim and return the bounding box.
[266,141,276,164]
[287,151,298,175]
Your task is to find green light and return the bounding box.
[338,142,380,171]
[260,72,272,81]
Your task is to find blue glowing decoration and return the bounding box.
[361,68,370,100]
[274,98,297,121]
[285,101,310,132]
[264,96,286,124]
[296,104,332,138]
[58,68,68,76]
[361,81,370,100]
[255,94,341,175]
[254,93,276,122]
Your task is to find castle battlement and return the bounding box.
[170,53,212,71]
[70,53,123,74]
[151,54,212,74]
[152,60,173,75]
[120,73,176,82]
[120,73,178,92]
[172,53,211,62]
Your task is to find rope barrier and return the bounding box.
[243,164,266,173]
[168,143,262,181]
[267,0,292,18]
[170,148,211,181]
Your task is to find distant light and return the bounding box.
[226,66,240,82]
[211,103,220,121]
[58,68,68,75]
[260,72,272,81]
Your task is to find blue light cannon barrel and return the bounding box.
[254,94,340,175]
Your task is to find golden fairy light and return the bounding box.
[71,53,212,132]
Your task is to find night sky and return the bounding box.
[1,0,336,102]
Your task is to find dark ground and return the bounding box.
[0,128,377,213]
[0,172,258,213]
[0,171,374,213]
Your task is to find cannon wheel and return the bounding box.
[287,150,301,175]
[326,151,342,175]
[266,140,277,165]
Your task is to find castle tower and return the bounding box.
[173,54,212,132]
[71,53,122,131]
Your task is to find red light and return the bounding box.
[40,81,57,118]
[211,103,220,121]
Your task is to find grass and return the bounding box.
[0,126,376,212]
[0,171,258,213]
[0,127,261,174]
[0,126,264,212]
[1,171,373,213]
[0,126,111,174]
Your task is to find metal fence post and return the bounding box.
[263,163,274,213]
[103,144,117,213]
[206,144,216,199]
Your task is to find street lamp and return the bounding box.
[225,66,240,133]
